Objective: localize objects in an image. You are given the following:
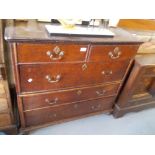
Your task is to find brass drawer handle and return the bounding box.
[49,113,57,118]
[77,90,82,95]
[46,46,64,61]
[45,75,61,83]
[109,47,121,59]
[101,70,112,76]
[91,104,101,110]
[82,64,87,71]
[46,51,64,60]
[96,90,106,96]
[45,98,58,105]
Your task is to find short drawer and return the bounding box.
[22,82,120,111]
[89,44,139,62]
[129,94,155,107]
[24,97,115,127]
[17,43,89,63]
[133,77,153,95]
[0,113,12,127]
[144,66,155,76]
[19,61,129,93]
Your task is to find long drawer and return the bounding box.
[18,61,129,93]
[17,43,89,63]
[89,44,139,62]
[21,82,120,111]
[24,96,115,127]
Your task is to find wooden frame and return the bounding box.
[0,19,17,134]
[113,54,155,118]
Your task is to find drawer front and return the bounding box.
[0,83,5,98]
[22,83,120,111]
[0,98,8,112]
[17,43,89,63]
[19,61,129,93]
[133,77,153,95]
[89,45,139,62]
[144,67,155,76]
[0,113,12,127]
[129,94,155,107]
[24,97,115,127]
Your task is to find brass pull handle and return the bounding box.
[45,98,58,105]
[109,47,121,59]
[91,104,101,110]
[82,64,87,71]
[101,70,112,76]
[46,46,64,61]
[46,51,64,60]
[77,90,82,95]
[96,90,106,96]
[49,113,57,118]
[45,75,61,83]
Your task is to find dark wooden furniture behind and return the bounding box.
[5,22,142,132]
[113,54,155,117]
[0,20,17,134]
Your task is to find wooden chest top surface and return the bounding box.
[5,22,143,44]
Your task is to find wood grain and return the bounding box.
[24,96,115,127]
[0,113,12,127]
[89,44,139,62]
[118,19,155,31]
[19,61,129,93]
[6,21,141,131]
[114,54,155,117]
[17,43,89,63]
[22,82,120,111]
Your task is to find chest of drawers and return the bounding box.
[5,23,142,132]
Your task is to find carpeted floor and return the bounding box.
[30,108,155,135]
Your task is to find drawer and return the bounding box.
[17,43,89,63]
[144,66,155,76]
[129,94,155,107]
[133,77,153,95]
[22,82,120,111]
[89,44,139,62]
[0,98,8,112]
[24,97,115,127]
[0,113,12,127]
[19,61,129,93]
[0,83,5,98]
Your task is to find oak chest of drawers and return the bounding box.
[5,23,142,131]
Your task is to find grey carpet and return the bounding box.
[30,108,155,135]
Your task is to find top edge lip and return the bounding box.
[5,38,144,44]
